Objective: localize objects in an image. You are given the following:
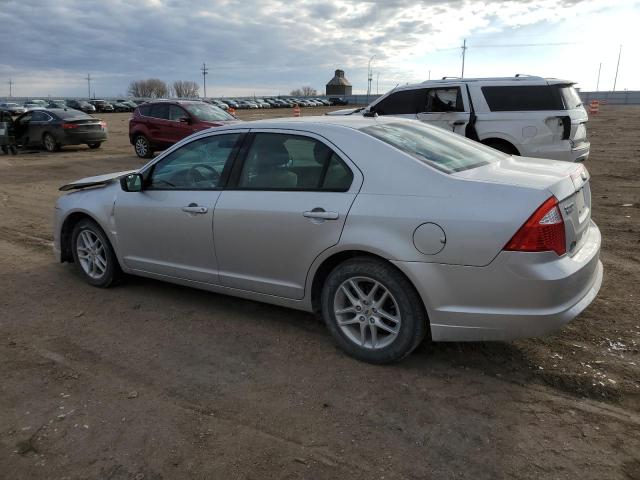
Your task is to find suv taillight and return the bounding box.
[505,196,566,256]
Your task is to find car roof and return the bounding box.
[212,114,415,132]
[383,76,574,92]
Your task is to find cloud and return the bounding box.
[0,0,636,97]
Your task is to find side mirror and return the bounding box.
[179,117,191,124]
[120,173,143,192]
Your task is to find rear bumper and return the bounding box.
[61,130,107,145]
[520,140,590,162]
[394,221,602,341]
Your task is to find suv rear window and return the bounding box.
[481,85,564,111]
[360,121,499,173]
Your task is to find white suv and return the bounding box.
[332,76,590,162]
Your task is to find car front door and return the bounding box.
[416,86,470,135]
[114,132,244,283]
[370,88,426,120]
[147,103,172,148]
[213,130,361,299]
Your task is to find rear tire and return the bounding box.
[134,135,153,158]
[88,142,101,149]
[321,257,428,364]
[483,139,519,156]
[71,218,122,288]
[43,133,60,152]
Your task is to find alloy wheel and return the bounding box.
[135,137,148,157]
[76,229,108,279]
[333,276,401,349]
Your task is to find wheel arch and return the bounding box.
[308,249,430,335]
[59,210,114,264]
[479,136,520,155]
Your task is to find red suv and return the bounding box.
[129,100,239,158]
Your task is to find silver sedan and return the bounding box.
[53,116,603,363]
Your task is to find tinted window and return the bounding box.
[373,89,427,115]
[238,133,352,191]
[360,122,499,174]
[149,104,169,119]
[168,105,188,121]
[138,104,151,116]
[30,111,51,121]
[481,86,564,111]
[424,88,464,112]
[149,134,241,190]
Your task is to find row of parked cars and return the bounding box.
[1,96,349,116]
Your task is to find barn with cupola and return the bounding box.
[325,69,352,96]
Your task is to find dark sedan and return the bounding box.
[66,100,96,113]
[89,100,114,112]
[13,108,108,152]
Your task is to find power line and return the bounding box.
[201,63,209,98]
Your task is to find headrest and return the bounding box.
[255,141,290,169]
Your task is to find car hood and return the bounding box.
[59,170,136,191]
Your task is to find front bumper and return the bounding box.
[394,221,602,341]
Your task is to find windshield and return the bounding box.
[360,121,500,173]
[184,103,234,121]
[558,84,583,109]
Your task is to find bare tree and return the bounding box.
[127,78,169,98]
[290,86,317,97]
[173,80,200,98]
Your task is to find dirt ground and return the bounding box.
[0,105,639,479]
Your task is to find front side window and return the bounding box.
[424,88,464,112]
[373,89,427,115]
[169,105,188,121]
[148,133,241,190]
[360,121,499,173]
[238,133,352,191]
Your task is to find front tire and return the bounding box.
[134,135,153,158]
[43,133,60,152]
[71,219,121,288]
[321,257,428,364]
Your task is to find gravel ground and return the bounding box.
[0,105,638,479]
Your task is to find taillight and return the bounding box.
[505,196,566,256]
[62,123,79,129]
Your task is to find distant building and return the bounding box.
[326,69,352,96]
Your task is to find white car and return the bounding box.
[328,76,590,162]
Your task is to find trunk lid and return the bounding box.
[453,156,591,256]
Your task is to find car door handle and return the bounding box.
[303,209,339,220]
[182,204,208,214]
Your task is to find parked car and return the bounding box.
[89,100,115,113]
[23,102,45,111]
[129,100,239,158]
[111,101,132,112]
[13,108,107,152]
[54,116,601,364]
[329,97,349,106]
[237,100,258,109]
[47,100,67,109]
[117,99,138,109]
[66,100,96,113]
[336,76,590,162]
[222,99,239,109]
[254,98,271,108]
[0,102,26,115]
[212,101,229,111]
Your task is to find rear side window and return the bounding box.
[424,88,465,112]
[482,86,564,111]
[374,89,427,115]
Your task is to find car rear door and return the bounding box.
[114,132,244,283]
[213,130,362,299]
[147,103,172,147]
[416,85,470,135]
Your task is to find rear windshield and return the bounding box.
[184,103,234,121]
[57,110,93,119]
[360,121,499,173]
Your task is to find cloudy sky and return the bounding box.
[1,0,638,98]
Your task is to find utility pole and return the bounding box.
[376,72,379,95]
[8,78,13,97]
[428,70,431,81]
[612,45,622,92]
[366,55,375,104]
[85,73,91,99]
[461,38,467,78]
[201,63,209,99]
[596,62,601,91]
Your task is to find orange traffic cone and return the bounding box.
[228,107,236,116]
[293,104,301,117]
[588,100,599,115]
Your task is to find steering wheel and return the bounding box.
[187,164,220,186]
